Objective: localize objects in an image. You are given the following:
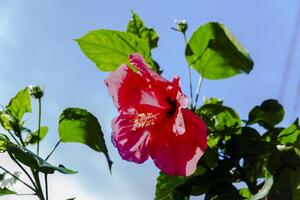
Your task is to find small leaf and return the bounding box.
[0,187,16,196]
[0,134,9,153]
[239,188,251,199]
[58,108,112,170]
[6,142,76,174]
[6,87,31,122]
[186,22,253,79]
[76,30,152,72]
[127,10,159,49]
[248,99,284,128]
[25,126,49,145]
[0,112,13,130]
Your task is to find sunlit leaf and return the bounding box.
[25,126,48,145]
[278,119,300,148]
[6,87,31,122]
[58,108,112,170]
[186,22,253,79]
[76,30,152,72]
[127,10,159,49]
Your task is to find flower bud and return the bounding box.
[174,19,188,33]
[28,85,44,99]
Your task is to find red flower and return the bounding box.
[105,54,207,176]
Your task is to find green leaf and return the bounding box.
[58,108,112,170]
[155,166,206,200]
[278,119,300,148]
[76,30,152,72]
[127,10,159,49]
[25,126,48,145]
[186,22,253,79]
[248,99,284,128]
[0,134,9,153]
[0,112,13,130]
[0,187,16,196]
[196,103,241,133]
[6,142,76,174]
[6,87,31,122]
[239,188,251,199]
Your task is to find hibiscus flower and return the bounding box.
[105,53,207,176]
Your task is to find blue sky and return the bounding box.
[0,0,300,199]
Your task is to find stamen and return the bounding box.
[132,113,157,130]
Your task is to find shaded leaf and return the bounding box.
[0,187,16,196]
[248,99,284,128]
[25,126,48,145]
[76,30,152,72]
[58,108,112,170]
[186,22,253,79]
[155,167,206,200]
[204,182,242,200]
[6,142,76,174]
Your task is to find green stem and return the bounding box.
[32,170,45,200]
[45,174,48,200]
[45,140,61,161]
[183,32,194,107]
[8,130,21,146]
[0,165,36,192]
[37,98,42,156]
[193,75,204,111]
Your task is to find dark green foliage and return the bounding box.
[155,99,300,200]
[248,99,284,129]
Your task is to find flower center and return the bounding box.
[166,97,178,117]
[132,113,157,131]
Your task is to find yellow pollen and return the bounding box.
[132,113,157,130]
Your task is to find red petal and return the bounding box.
[105,64,168,112]
[149,109,207,176]
[112,111,151,163]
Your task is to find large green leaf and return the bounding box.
[186,22,253,79]
[25,126,48,145]
[6,87,31,122]
[6,142,76,174]
[76,30,152,72]
[0,187,16,196]
[58,108,112,170]
[155,166,207,200]
[127,10,159,49]
[248,99,284,128]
